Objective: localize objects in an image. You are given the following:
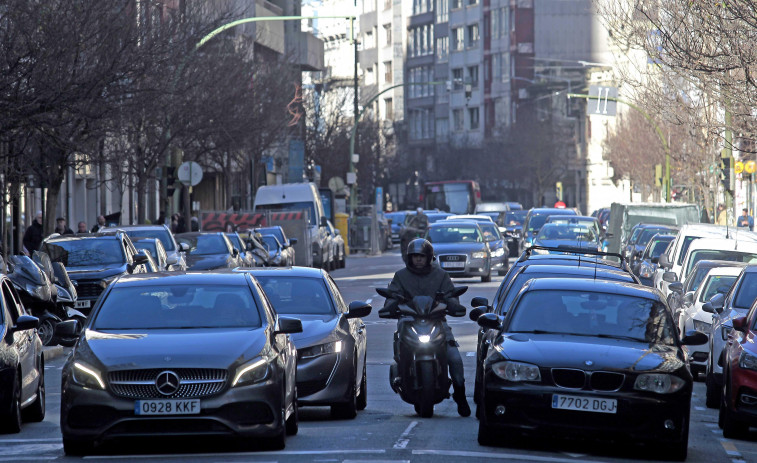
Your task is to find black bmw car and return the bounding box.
[238,267,371,418]
[57,272,302,455]
[0,274,45,433]
[475,278,706,461]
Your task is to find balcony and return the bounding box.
[290,31,325,71]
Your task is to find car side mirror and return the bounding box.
[658,254,671,268]
[469,307,484,321]
[133,253,149,265]
[668,282,683,294]
[231,248,239,258]
[651,257,659,264]
[178,242,188,252]
[683,291,694,305]
[701,302,715,314]
[165,255,178,265]
[275,317,303,335]
[346,301,372,319]
[732,316,747,333]
[12,315,39,333]
[334,228,341,236]
[54,319,79,338]
[471,296,489,309]
[289,238,298,246]
[477,313,502,330]
[709,293,725,310]
[662,271,677,283]
[680,330,708,345]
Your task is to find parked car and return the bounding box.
[622,223,679,269]
[704,264,757,409]
[254,226,296,266]
[677,266,741,380]
[225,232,257,267]
[0,274,45,433]
[325,220,346,269]
[719,296,757,438]
[240,267,371,418]
[174,232,244,270]
[101,224,186,271]
[260,234,288,267]
[131,237,172,272]
[667,259,747,321]
[475,278,706,460]
[135,248,160,273]
[519,207,579,253]
[41,231,150,315]
[56,271,302,455]
[425,220,492,282]
[636,233,676,286]
[477,220,509,276]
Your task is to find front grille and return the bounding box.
[74,280,105,299]
[590,371,625,391]
[439,255,466,262]
[298,378,329,397]
[109,368,227,399]
[551,369,586,389]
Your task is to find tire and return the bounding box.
[473,364,482,420]
[285,388,298,436]
[356,362,367,411]
[340,250,346,268]
[331,361,358,419]
[63,438,94,456]
[37,318,56,346]
[705,370,720,409]
[481,273,491,283]
[477,405,496,446]
[22,360,45,423]
[417,362,435,418]
[0,373,22,434]
[721,374,748,439]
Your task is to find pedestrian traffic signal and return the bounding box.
[167,167,176,197]
[721,157,734,192]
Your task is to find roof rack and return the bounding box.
[520,245,632,273]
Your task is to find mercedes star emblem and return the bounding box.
[155,371,180,396]
[585,360,594,366]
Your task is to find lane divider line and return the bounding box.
[393,420,418,449]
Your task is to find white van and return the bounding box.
[253,182,331,269]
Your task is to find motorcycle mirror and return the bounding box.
[451,286,468,297]
[346,301,372,319]
[375,287,392,298]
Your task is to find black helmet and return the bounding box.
[406,238,434,271]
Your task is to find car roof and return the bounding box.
[103,224,169,232]
[700,266,747,277]
[45,233,121,243]
[686,237,757,252]
[520,264,635,281]
[116,271,251,286]
[447,214,494,222]
[529,208,578,215]
[525,277,660,299]
[430,220,482,227]
[233,266,324,278]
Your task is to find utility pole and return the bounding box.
[350,3,359,216]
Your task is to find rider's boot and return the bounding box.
[453,385,471,417]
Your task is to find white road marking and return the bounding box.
[413,449,614,462]
[0,438,61,443]
[466,352,476,357]
[393,420,418,449]
[86,450,386,459]
[694,406,705,411]
[366,298,372,305]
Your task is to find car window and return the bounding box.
[326,275,348,313]
[255,276,335,315]
[507,289,676,345]
[427,225,481,243]
[93,285,261,329]
[43,239,126,266]
[700,275,738,302]
[1,280,22,323]
[178,235,230,256]
[684,250,757,279]
[677,236,702,265]
[124,229,175,251]
[734,273,757,309]
[647,238,673,259]
[478,223,501,241]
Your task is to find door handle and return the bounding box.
[358,323,366,334]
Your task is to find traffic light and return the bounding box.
[721,156,735,192]
[167,167,176,197]
[555,181,563,201]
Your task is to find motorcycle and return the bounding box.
[50,261,85,347]
[376,285,467,418]
[7,254,61,346]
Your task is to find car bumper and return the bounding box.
[61,379,284,442]
[491,254,508,272]
[296,352,353,406]
[440,258,489,277]
[726,368,757,423]
[481,380,690,443]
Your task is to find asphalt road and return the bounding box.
[4,249,757,462]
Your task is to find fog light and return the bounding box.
[664,419,675,430]
[494,405,506,416]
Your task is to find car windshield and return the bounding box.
[257,227,285,243]
[256,276,335,315]
[256,202,317,226]
[638,228,671,246]
[628,227,644,244]
[508,290,676,345]
[177,235,229,256]
[734,273,757,309]
[261,235,280,251]
[497,270,631,315]
[225,234,243,252]
[700,275,738,302]
[133,241,157,258]
[646,238,673,259]
[93,285,262,329]
[685,250,757,279]
[427,225,481,243]
[503,211,527,227]
[478,223,501,241]
[124,229,175,251]
[536,224,597,242]
[43,239,125,267]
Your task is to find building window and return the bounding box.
[452,68,464,90]
[453,109,464,131]
[384,61,393,83]
[469,107,479,130]
[452,27,464,51]
[366,66,375,85]
[467,65,479,88]
[413,0,432,14]
[385,98,393,119]
[436,118,449,141]
[384,0,392,10]
[436,0,448,22]
[467,23,479,48]
[436,36,448,61]
[384,24,392,46]
[468,0,478,5]
[451,0,462,9]
[365,30,374,49]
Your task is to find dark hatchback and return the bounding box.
[475,278,706,460]
[57,272,302,455]
[175,232,243,270]
[0,275,45,433]
[238,267,371,418]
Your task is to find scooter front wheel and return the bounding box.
[37,318,56,346]
[417,362,435,418]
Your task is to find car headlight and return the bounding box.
[633,374,685,394]
[298,340,343,359]
[639,262,654,279]
[232,358,270,387]
[739,352,757,371]
[722,325,733,341]
[491,361,541,382]
[471,252,487,259]
[72,362,105,390]
[692,319,711,334]
[491,247,505,258]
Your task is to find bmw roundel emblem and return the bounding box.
[585,360,593,366]
[155,371,180,396]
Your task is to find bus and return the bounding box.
[422,180,481,215]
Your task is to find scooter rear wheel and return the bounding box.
[417,362,435,418]
[37,319,56,346]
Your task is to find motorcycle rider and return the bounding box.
[379,238,471,417]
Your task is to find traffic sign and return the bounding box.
[735,161,744,174]
[588,85,618,116]
[746,160,756,174]
[177,161,203,186]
